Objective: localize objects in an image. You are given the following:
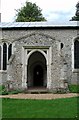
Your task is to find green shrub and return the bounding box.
[0,85,24,95]
[0,85,8,95]
[68,85,79,93]
[1,90,8,95]
[8,90,23,95]
[0,85,5,91]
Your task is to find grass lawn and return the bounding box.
[2,97,78,119]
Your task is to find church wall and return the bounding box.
[0,71,7,85]
[0,28,78,90]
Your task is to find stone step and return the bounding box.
[26,87,48,94]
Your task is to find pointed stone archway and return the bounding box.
[27,51,47,88]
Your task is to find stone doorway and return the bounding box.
[27,51,47,88]
[33,65,43,87]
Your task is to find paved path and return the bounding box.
[0,93,78,99]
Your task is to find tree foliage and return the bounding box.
[71,2,79,21]
[15,1,46,22]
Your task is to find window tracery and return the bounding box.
[0,43,12,71]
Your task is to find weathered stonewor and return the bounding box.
[0,22,79,92]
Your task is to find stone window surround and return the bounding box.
[72,37,79,72]
[21,46,52,89]
[0,42,13,71]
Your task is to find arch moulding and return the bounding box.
[22,46,52,89]
[27,49,47,65]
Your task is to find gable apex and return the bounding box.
[14,32,55,43]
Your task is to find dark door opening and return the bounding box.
[33,65,43,86]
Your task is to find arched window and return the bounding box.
[74,40,79,69]
[8,44,12,60]
[3,43,7,70]
[0,46,1,70]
